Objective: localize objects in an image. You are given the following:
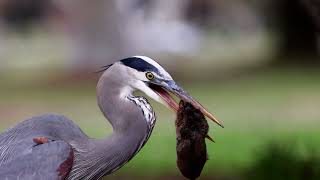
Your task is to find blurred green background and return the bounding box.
[0,0,319,179]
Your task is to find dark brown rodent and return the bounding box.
[176,100,209,180]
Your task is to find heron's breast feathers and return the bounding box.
[126,96,156,130]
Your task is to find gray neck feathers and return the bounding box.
[69,70,156,180]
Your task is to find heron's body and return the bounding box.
[0,114,80,179]
[0,56,222,180]
[0,111,154,180]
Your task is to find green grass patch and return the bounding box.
[0,68,320,176]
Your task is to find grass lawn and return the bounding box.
[0,68,320,178]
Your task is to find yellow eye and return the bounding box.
[146,72,155,80]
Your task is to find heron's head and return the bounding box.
[102,56,223,127]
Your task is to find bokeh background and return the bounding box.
[0,0,319,179]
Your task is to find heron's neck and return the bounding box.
[77,74,153,179]
[70,129,149,179]
[97,74,151,132]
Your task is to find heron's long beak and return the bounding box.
[149,80,224,128]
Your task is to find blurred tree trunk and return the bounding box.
[57,0,134,70]
[56,0,202,71]
[302,0,320,51]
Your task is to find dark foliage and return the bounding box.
[265,0,319,62]
[246,142,320,180]
[0,0,54,31]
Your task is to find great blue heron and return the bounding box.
[0,56,223,180]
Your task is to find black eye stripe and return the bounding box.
[120,57,160,74]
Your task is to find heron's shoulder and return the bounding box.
[0,113,77,136]
[24,113,74,125]
[30,113,72,121]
